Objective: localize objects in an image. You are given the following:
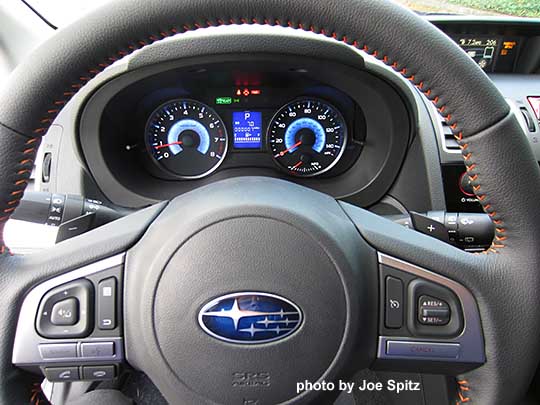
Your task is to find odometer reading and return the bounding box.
[146,99,228,178]
[268,98,347,177]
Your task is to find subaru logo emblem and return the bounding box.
[198,292,303,344]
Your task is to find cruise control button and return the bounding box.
[50,297,79,326]
[386,341,460,359]
[44,366,79,382]
[82,365,116,380]
[81,341,114,358]
[39,343,77,359]
[418,295,450,325]
[385,276,403,328]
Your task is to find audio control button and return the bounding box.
[81,342,114,358]
[50,298,78,326]
[39,343,77,360]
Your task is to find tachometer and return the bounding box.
[268,98,347,177]
[146,99,228,178]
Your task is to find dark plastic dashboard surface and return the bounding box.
[79,53,413,208]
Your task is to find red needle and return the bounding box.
[154,140,183,150]
[275,140,302,158]
[291,161,303,170]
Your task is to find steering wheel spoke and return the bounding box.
[373,252,484,373]
[342,202,486,371]
[13,254,126,382]
[2,203,164,403]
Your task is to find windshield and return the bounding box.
[397,0,540,17]
[23,0,540,28]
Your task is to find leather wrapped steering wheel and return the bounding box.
[1,0,540,404]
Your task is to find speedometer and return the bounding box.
[267,98,347,177]
[146,99,228,178]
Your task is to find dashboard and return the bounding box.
[78,49,412,208]
[427,18,540,215]
[30,18,540,220]
[145,87,355,179]
[438,18,540,74]
[453,35,518,72]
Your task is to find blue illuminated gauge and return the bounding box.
[146,99,228,178]
[268,98,347,177]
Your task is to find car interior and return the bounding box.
[1,0,540,404]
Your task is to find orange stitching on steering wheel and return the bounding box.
[456,379,471,403]
[0,134,38,251]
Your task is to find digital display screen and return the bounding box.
[233,111,262,149]
[453,36,520,72]
[456,37,499,70]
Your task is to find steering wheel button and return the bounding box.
[36,279,93,339]
[43,366,80,382]
[386,341,460,359]
[50,298,79,326]
[39,343,77,360]
[97,277,117,330]
[82,365,116,381]
[418,295,450,326]
[385,276,404,328]
[81,342,114,358]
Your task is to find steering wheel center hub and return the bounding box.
[155,216,346,403]
[125,178,375,404]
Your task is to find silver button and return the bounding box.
[81,342,114,358]
[39,343,77,359]
[386,341,460,359]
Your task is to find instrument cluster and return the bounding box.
[143,81,362,180]
[81,56,411,207]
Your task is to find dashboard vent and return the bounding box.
[440,116,460,151]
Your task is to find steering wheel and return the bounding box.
[1,0,540,404]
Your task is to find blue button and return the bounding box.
[386,341,460,359]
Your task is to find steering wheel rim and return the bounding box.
[1,0,540,404]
